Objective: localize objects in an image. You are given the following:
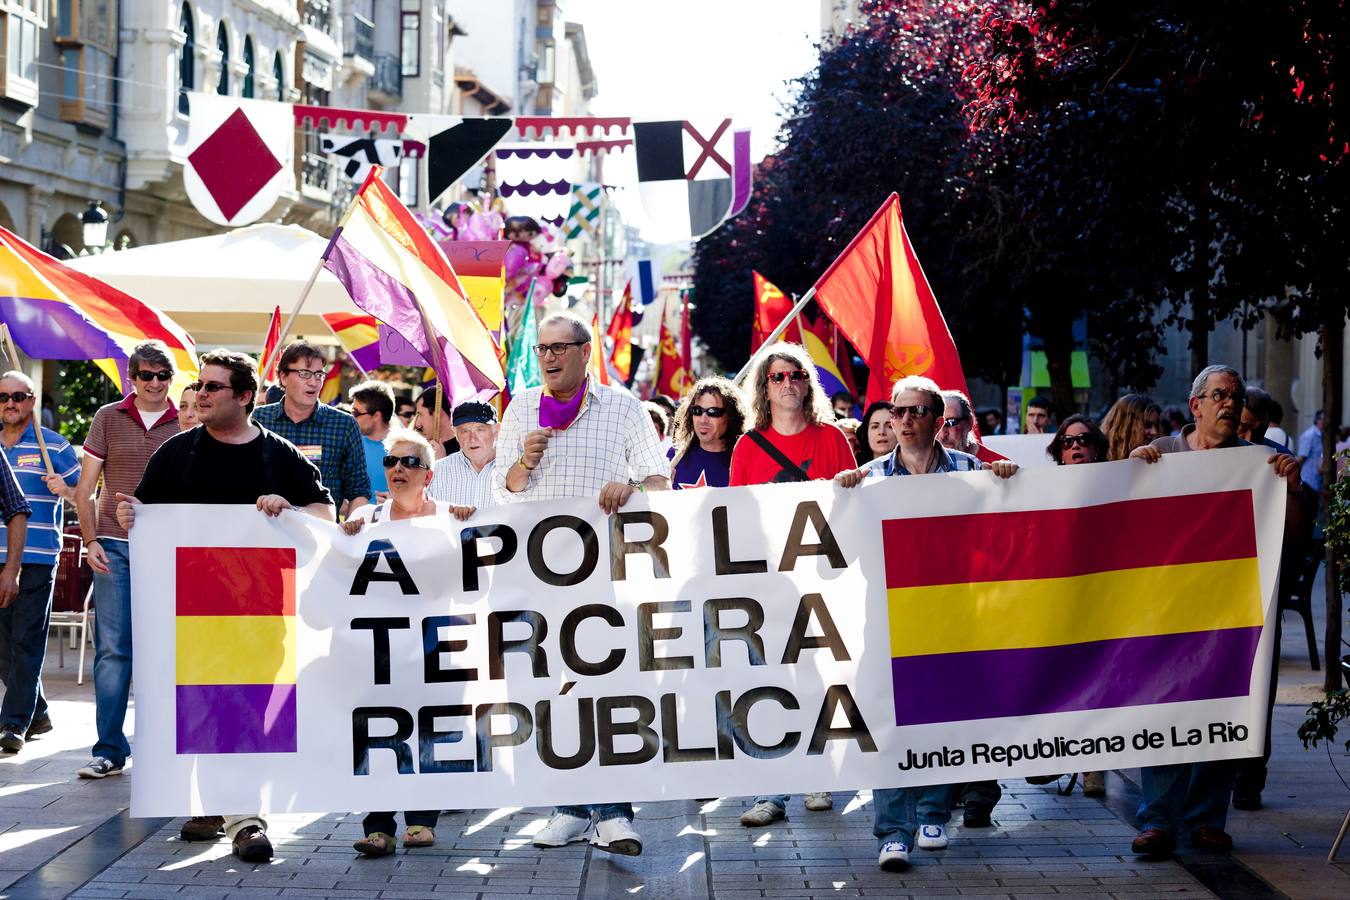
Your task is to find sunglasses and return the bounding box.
[1061,434,1094,449]
[942,416,969,428]
[893,405,937,420]
[0,391,33,404]
[383,454,428,470]
[767,370,809,384]
[134,370,173,382]
[691,405,726,418]
[189,381,235,393]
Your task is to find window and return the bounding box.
[242,35,253,98]
[215,22,227,95]
[178,2,193,113]
[273,50,284,100]
[400,0,418,77]
[54,0,113,126]
[1,1,46,106]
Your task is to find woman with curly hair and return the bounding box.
[1101,394,1162,461]
[667,376,749,488]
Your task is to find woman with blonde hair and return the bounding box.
[668,376,749,488]
[1100,394,1162,461]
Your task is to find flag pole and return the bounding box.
[271,172,372,372]
[733,285,816,383]
[0,324,54,475]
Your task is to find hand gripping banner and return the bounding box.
[130,448,1284,816]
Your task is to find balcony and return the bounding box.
[368,53,402,103]
[302,151,334,194]
[344,12,374,62]
[303,0,333,33]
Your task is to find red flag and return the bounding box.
[260,305,282,382]
[751,271,802,352]
[589,309,611,386]
[653,296,690,400]
[813,194,970,401]
[607,280,634,381]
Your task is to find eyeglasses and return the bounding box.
[893,405,938,420]
[353,409,374,418]
[533,341,587,357]
[0,391,33,404]
[189,381,235,394]
[691,405,726,418]
[282,368,327,381]
[1201,388,1240,405]
[133,370,173,382]
[1061,434,1094,449]
[767,370,809,384]
[383,454,428,470]
[942,416,969,428]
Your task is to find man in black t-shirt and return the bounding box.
[115,349,334,863]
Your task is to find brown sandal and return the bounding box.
[354,832,395,856]
[402,825,435,848]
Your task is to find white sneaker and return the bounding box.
[591,816,642,856]
[917,824,948,850]
[804,791,833,811]
[532,811,592,847]
[739,800,786,827]
[77,757,124,779]
[879,840,911,871]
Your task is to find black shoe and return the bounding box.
[232,826,274,862]
[25,716,52,739]
[1232,794,1262,811]
[962,804,993,828]
[0,726,23,753]
[1132,828,1176,857]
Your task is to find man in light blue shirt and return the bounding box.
[0,372,78,752]
[1297,409,1323,491]
[350,381,396,498]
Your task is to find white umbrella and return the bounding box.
[66,224,359,349]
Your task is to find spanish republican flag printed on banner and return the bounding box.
[812,194,969,400]
[175,547,298,754]
[882,491,1264,727]
[0,225,198,395]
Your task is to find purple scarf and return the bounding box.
[539,380,589,430]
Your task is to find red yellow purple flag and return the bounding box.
[589,309,611,386]
[260,306,282,382]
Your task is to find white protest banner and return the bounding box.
[130,447,1284,816]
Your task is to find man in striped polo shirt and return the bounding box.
[73,341,181,779]
[0,372,79,753]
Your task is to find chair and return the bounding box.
[1278,536,1322,671]
[48,531,94,685]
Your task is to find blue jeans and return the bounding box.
[1137,760,1236,837]
[872,784,955,850]
[91,540,132,766]
[754,794,790,809]
[556,803,633,823]
[0,564,55,731]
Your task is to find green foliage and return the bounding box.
[1327,449,1350,596]
[56,360,114,444]
[1298,690,1350,751]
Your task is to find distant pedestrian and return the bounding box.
[1100,394,1162,461]
[1024,396,1052,435]
[349,381,396,497]
[1296,409,1324,492]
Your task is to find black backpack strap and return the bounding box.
[747,430,810,481]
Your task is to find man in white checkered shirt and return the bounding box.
[429,400,498,515]
[493,310,669,857]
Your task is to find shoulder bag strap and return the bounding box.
[747,430,810,482]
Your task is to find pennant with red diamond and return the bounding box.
[184,93,295,227]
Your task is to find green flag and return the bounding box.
[506,280,541,395]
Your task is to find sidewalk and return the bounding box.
[2,600,1348,899]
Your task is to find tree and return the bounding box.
[691,0,1023,393]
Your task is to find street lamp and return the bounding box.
[81,201,110,253]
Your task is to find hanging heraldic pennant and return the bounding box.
[183,93,295,227]
[729,128,753,219]
[494,144,576,228]
[633,119,735,240]
[320,135,405,183]
[422,117,515,205]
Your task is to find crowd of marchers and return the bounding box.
[0,310,1309,872]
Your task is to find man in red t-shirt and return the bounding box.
[730,344,854,487]
[729,342,853,826]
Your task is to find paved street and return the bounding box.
[4,599,1349,900]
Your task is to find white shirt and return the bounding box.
[493,379,669,503]
[350,499,451,523]
[1266,425,1289,449]
[430,451,497,509]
